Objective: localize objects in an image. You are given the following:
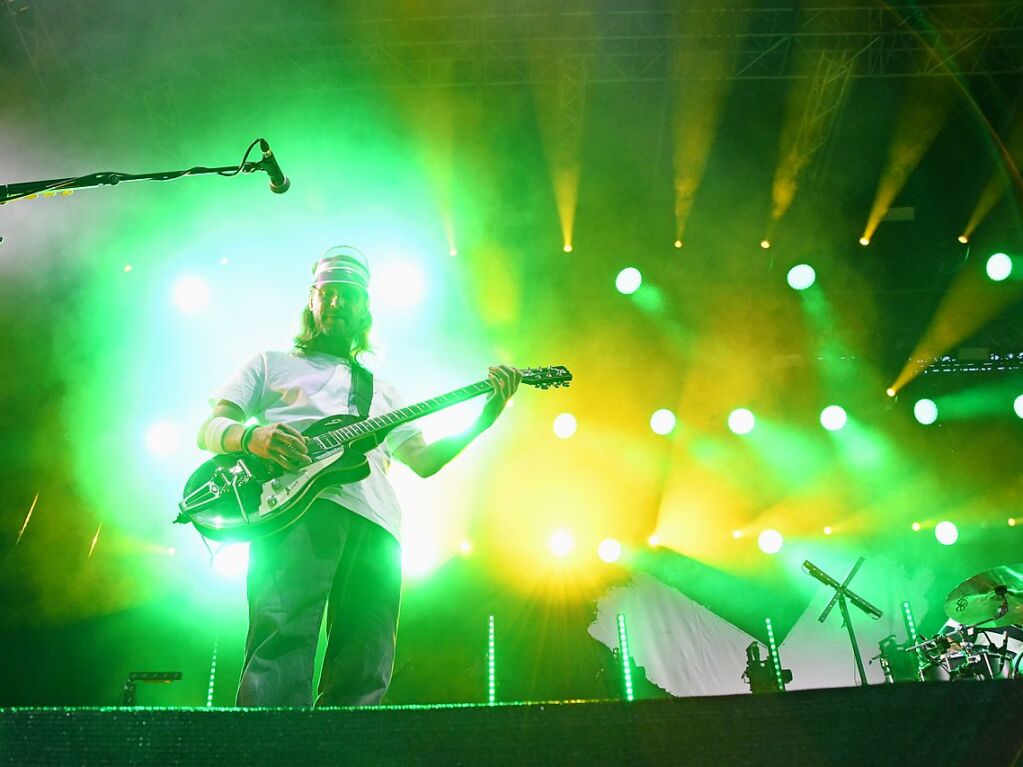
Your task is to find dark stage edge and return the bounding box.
[3,681,1023,766]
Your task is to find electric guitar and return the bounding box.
[176,365,572,542]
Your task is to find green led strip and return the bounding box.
[765,618,785,691]
[206,640,218,707]
[901,601,918,640]
[487,615,496,705]
[616,613,635,702]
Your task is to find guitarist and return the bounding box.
[196,245,521,707]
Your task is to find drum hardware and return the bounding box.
[802,558,883,686]
[943,563,1023,628]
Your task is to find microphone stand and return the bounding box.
[802,558,883,686]
[0,139,275,205]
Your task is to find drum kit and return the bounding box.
[894,564,1023,683]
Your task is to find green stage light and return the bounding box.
[145,421,181,456]
[728,408,755,435]
[616,614,635,702]
[935,521,958,545]
[758,529,783,554]
[172,276,210,313]
[615,267,642,295]
[487,615,496,705]
[820,405,847,431]
[401,538,438,577]
[549,529,575,557]
[598,538,622,563]
[212,543,249,578]
[553,413,577,439]
[986,252,1012,281]
[375,260,425,312]
[786,264,816,290]
[1014,394,1023,419]
[649,408,676,435]
[913,398,938,425]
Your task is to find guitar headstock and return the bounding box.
[521,365,573,390]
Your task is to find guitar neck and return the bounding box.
[331,380,494,443]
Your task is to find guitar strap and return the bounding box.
[349,360,373,419]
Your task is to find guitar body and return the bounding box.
[180,414,386,542]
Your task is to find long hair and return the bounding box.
[293,298,373,361]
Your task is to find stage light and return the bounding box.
[549,529,575,557]
[563,244,573,253]
[219,257,229,266]
[957,235,968,244]
[616,614,635,702]
[1015,394,1023,419]
[786,264,816,291]
[760,239,771,250]
[459,540,473,555]
[123,264,133,273]
[552,413,577,439]
[727,408,755,435]
[913,398,938,425]
[911,522,921,532]
[1009,518,1016,527]
[212,543,249,577]
[375,261,425,311]
[732,529,743,539]
[649,408,676,435]
[173,276,210,313]
[449,248,458,257]
[402,539,438,577]
[758,529,783,554]
[145,421,180,456]
[820,405,848,431]
[674,240,683,249]
[598,538,622,563]
[615,267,643,295]
[934,521,958,545]
[823,526,833,536]
[986,252,1012,281]
[859,237,870,246]
[647,534,660,546]
[886,388,896,397]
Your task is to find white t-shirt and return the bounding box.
[210,349,422,542]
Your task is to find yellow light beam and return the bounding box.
[88,521,103,558]
[16,493,39,545]
[889,267,1023,393]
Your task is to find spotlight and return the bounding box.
[552,413,577,439]
[957,235,968,244]
[786,264,816,291]
[219,257,230,266]
[123,264,133,273]
[549,529,575,557]
[459,540,473,554]
[449,247,458,257]
[563,244,573,253]
[859,237,870,246]
[173,276,210,313]
[886,387,896,398]
[1015,394,1023,419]
[375,261,426,311]
[145,422,181,456]
[911,522,921,532]
[615,267,643,295]
[212,543,249,578]
[760,240,771,250]
[727,408,755,435]
[986,252,1012,281]
[913,398,938,425]
[820,405,848,431]
[823,526,833,536]
[673,240,683,249]
[758,529,783,555]
[732,529,743,539]
[1009,518,1016,527]
[647,534,660,546]
[649,408,676,435]
[598,538,622,563]
[934,521,958,546]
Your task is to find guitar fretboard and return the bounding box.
[308,380,494,455]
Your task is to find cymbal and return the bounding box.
[945,564,1023,628]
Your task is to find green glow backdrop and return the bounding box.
[1,0,1022,705]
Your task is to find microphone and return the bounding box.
[258,139,290,194]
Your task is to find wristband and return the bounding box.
[240,424,260,454]
[203,417,238,455]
